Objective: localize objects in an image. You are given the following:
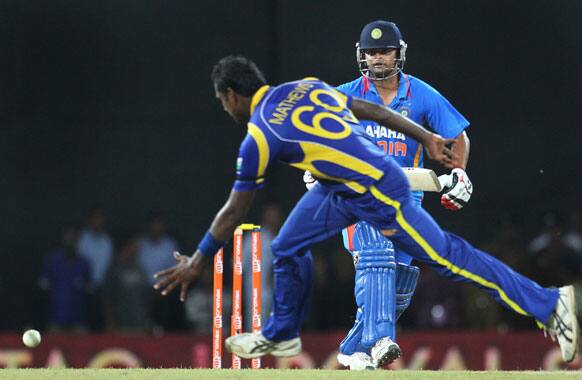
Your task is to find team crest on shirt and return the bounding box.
[399,107,411,117]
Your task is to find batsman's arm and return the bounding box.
[439,132,473,211]
[447,131,470,170]
[349,97,454,165]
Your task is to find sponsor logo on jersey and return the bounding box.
[364,124,406,140]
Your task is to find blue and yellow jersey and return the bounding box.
[337,73,469,202]
[233,78,399,196]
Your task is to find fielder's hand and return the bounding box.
[154,250,209,301]
[303,170,318,190]
[438,168,473,211]
[423,133,455,167]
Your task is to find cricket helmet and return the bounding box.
[356,20,407,80]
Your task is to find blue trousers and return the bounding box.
[342,198,422,265]
[262,174,559,341]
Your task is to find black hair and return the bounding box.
[211,55,267,97]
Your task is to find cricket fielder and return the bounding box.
[153,56,579,365]
[304,20,473,369]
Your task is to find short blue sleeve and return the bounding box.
[336,83,351,94]
[421,83,470,138]
[232,127,268,192]
[336,78,362,98]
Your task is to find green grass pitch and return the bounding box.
[1,369,581,380]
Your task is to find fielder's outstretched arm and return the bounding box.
[350,98,455,166]
[154,189,256,301]
[208,189,256,241]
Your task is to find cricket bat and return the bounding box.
[402,167,442,192]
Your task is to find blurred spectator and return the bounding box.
[406,263,463,329]
[564,209,582,254]
[528,211,580,287]
[77,207,114,289]
[185,203,283,333]
[103,235,152,333]
[482,215,528,270]
[137,212,184,332]
[184,269,233,333]
[184,269,213,333]
[306,240,354,330]
[462,217,528,330]
[564,210,582,322]
[300,249,328,330]
[528,211,564,254]
[39,226,90,333]
[137,212,178,285]
[242,203,283,331]
[326,244,358,329]
[76,207,113,330]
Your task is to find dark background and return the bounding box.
[1,0,581,329]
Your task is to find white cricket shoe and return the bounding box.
[337,352,376,370]
[546,285,580,362]
[370,337,401,367]
[225,332,301,359]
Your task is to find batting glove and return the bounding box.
[438,168,473,211]
[303,170,318,190]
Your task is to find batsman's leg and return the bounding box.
[338,222,399,369]
[353,223,397,342]
[395,262,420,322]
[338,225,368,356]
[337,263,374,370]
[338,198,421,362]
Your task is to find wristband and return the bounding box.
[197,230,226,257]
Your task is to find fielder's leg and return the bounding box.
[226,184,356,359]
[367,186,558,322]
[364,185,578,362]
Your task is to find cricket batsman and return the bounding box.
[153,56,579,365]
[302,20,473,369]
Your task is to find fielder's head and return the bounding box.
[356,20,407,80]
[211,55,267,123]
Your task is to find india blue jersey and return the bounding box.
[337,74,469,202]
[233,78,402,197]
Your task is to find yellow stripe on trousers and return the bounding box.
[369,185,529,317]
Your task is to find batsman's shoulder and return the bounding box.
[406,74,445,99]
[336,77,363,94]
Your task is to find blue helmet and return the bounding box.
[356,20,407,80]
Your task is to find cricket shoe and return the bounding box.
[370,337,401,367]
[545,285,580,362]
[337,352,376,370]
[225,332,301,359]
